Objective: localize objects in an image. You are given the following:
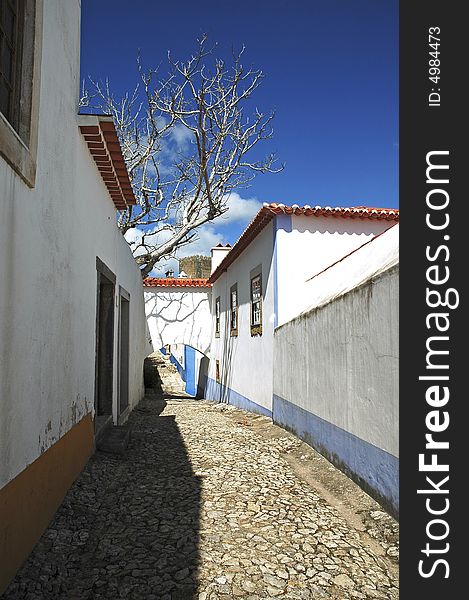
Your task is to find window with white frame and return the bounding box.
[250,273,262,335]
[230,283,238,335]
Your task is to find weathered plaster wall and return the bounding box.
[144,287,212,355]
[0,0,150,491]
[0,414,94,592]
[273,262,399,515]
[206,222,274,415]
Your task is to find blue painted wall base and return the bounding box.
[205,377,272,418]
[273,394,399,518]
[201,371,398,515]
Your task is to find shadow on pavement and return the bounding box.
[2,394,202,600]
[144,354,193,402]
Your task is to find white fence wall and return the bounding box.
[273,264,399,516]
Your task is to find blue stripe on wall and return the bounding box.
[273,214,292,328]
[184,345,197,396]
[273,394,399,517]
[205,377,272,418]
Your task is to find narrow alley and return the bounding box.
[3,358,398,600]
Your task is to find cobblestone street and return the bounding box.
[3,368,399,600]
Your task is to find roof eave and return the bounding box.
[78,114,137,210]
[143,277,212,289]
[208,203,399,283]
[208,206,275,283]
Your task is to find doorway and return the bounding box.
[118,286,130,422]
[95,258,116,434]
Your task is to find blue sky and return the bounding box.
[81,0,398,270]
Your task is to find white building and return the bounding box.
[205,203,399,513]
[206,203,398,414]
[0,1,151,590]
[274,224,399,516]
[144,277,212,396]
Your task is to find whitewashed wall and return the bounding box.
[206,222,274,415]
[144,287,212,355]
[299,224,399,315]
[273,231,399,514]
[0,0,150,490]
[169,344,185,370]
[275,214,395,326]
[75,145,152,426]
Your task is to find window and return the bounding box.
[215,360,220,383]
[0,0,25,130]
[215,296,221,337]
[230,283,238,336]
[0,0,41,186]
[250,273,262,336]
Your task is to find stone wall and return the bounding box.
[179,255,211,278]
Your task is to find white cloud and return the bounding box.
[171,124,192,149]
[152,124,192,176]
[125,192,261,276]
[177,224,225,258]
[171,192,261,259]
[149,256,179,277]
[215,192,262,226]
[155,116,169,130]
[124,227,147,256]
[149,224,224,276]
[126,224,222,276]
[124,226,174,257]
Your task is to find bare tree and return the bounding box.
[82,36,282,278]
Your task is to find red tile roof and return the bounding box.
[266,203,399,219]
[209,203,399,283]
[143,277,212,288]
[78,115,136,210]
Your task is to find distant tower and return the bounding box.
[179,255,212,278]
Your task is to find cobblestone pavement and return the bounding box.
[143,352,189,396]
[3,393,399,600]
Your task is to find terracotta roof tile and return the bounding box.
[267,203,399,219]
[143,277,212,288]
[209,203,399,283]
[78,114,136,210]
